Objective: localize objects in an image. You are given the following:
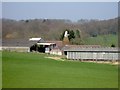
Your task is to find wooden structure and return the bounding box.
[37,43,56,53]
[50,46,62,55]
[63,45,119,61]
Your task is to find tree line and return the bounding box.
[2,18,118,42]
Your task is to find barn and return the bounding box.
[50,46,62,55]
[63,45,119,61]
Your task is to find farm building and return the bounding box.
[2,38,119,61]
[63,45,119,61]
[2,39,31,52]
[29,38,56,53]
[29,39,64,55]
[46,41,63,55]
[50,46,62,55]
[35,42,56,53]
[2,46,29,52]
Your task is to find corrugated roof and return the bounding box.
[29,38,41,41]
[37,43,55,45]
[46,41,63,49]
[2,38,45,47]
[2,39,31,47]
[63,45,119,52]
[62,45,101,50]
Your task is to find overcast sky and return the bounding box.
[2,2,118,22]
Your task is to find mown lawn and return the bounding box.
[2,51,118,88]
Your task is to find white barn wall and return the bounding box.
[66,51,118,60]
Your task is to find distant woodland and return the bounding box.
[2,18,118,46]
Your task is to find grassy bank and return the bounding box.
[83,34,118,47]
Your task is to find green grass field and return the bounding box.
[83,34,118,47]
[2,51,118,88]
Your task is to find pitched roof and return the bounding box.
[37,42,55,45]
[29,38,42,41]
[2,39,30,47]
[2,38,45,47]
[62,45,101,50]
[46,41,63,49]
[63,45,118,52]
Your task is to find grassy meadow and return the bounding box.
[83,34,118,47]
[2,51,118,88]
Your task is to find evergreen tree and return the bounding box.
[60,29,76,45]
[68,30,75,40]
[76,30,81,38]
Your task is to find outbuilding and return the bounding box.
[63,45,119,61]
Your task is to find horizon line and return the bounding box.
[1,17,118,22]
